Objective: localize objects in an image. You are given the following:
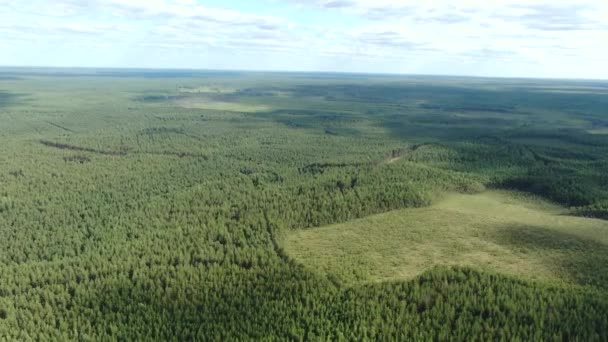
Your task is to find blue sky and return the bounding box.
[0,0,607,78]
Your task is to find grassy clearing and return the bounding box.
[588,128,608,135]
[177,85,237,94]
[176,97,270,112]
[284,190,608,287]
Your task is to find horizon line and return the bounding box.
[1,65,607,82]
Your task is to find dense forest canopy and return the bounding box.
[0,69,607,340]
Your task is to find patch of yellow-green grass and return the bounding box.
[176,98,270,112]
[177,85,237,94]
[588,128,608,135]
[283,190,608,288]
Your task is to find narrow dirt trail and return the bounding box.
[383,143,426,165]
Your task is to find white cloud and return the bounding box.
[0,0,606,78]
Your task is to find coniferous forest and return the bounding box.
[0,68,608,340]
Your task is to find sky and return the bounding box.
[0,0,607,78]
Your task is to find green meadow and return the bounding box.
[285,190,608,287]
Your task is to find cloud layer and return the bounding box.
[0,0,606,78]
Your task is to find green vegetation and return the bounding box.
[285,191,608,287]
[0,68,607,340]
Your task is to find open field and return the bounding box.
[285,190,608,287]
[0,68,607,340]
[589,128,608,135]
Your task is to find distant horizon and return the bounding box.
[1,1,607,80]
[2,65,608,82]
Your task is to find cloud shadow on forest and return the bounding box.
[489,223,608,289]
[0,90,27,108]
